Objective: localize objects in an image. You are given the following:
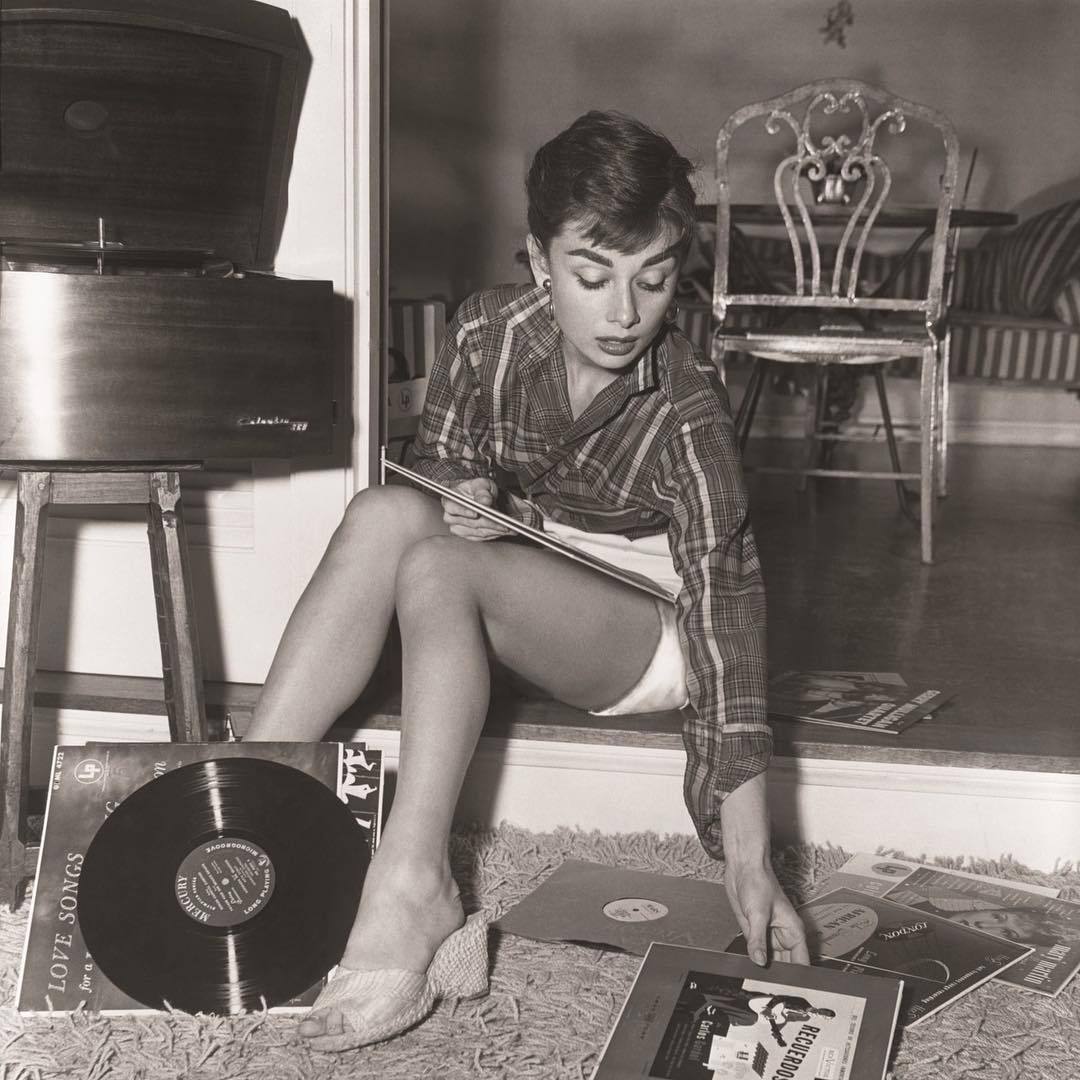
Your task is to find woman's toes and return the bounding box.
[298,1006,345,1038]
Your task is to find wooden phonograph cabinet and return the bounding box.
[0,0,338,904]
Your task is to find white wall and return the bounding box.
[389,0,1080,302]
[0,0,374,683]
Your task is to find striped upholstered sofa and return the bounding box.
[678,199,1080,389]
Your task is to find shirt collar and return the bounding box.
[509,282,665,395]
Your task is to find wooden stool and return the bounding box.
[0,468,210,908]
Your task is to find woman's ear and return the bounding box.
[525,234,550,286]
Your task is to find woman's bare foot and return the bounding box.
[297,847,464,1042]
[339,853,465,973]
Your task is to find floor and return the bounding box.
[347,438,1080,777]
[747,438,1080,772]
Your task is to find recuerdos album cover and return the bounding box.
[593,943,902,1080]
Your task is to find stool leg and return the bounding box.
[798,367,825,492]
[147,472,208,742]
[0,473,51,908]
[734,357,768,451]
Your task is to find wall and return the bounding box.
[389,0,1080,301]
[0,0,369,685]
[387,0,1080,442]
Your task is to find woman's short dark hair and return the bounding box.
[526,110,696,256]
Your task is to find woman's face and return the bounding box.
[949,908,1052,942]
[527,220,681,374]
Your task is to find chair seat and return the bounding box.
[717,325,932,364]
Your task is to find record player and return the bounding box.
[0,0,339,906]
[0,0,336,461]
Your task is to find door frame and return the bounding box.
[348,0,386,493]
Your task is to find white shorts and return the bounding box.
[542,519,690,716]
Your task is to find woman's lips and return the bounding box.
[597,337,637,356]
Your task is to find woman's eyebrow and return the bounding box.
[566,248,612,267]
[566,243,681,269]
[642,243,682,268]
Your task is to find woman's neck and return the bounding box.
[562,345,626,419]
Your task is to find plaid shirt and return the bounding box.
[411,284,771,857]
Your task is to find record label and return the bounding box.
[603,897,669,923]
[174,837,276,928]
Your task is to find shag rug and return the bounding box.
[1,825,1077,1080]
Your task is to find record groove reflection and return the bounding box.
[78,757,367,1014]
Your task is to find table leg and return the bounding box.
[0,473,51,908]
[148,472,208,743]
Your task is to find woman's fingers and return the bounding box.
[442,477,512,540]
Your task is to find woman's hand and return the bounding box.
[720,771,809,967]
[724,859,810,967]
[442,477,514,541]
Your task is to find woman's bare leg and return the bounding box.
[305,532,662,1039]
[247,484,447,741]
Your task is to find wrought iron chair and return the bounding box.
[712,79,959,563]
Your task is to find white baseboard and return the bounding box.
[352,729,1080,873]
[28,714,1080,873]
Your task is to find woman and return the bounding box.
[946,906,1080,948]
[247,110,807,1051]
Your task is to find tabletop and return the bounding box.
[695,203,1017,230]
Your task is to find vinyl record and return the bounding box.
[78,756,367,1014]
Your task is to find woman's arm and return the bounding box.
[409,296,491,487]
[656,342,806,964]
[720,771,809,966]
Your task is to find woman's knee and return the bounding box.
[394,535,476,617]
[337,483,443,547]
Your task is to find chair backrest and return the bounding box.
[712,79,959,330]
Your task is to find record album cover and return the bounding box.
[767,671,951,734]
[382,457,676,603]
[815,854,1075,995]
[593,943,902,1080]
[17,740,382,1015]
[794,887,1033,1025]
[493,859,741,954]
[814,853,1059,901]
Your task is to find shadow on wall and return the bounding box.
[388,0,501,305]
[1013,176,1080,220]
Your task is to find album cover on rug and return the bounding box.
[881,868,1080,997]
[382,456,676,603]
[791,887,1033,1026]
[593,943,902,1080]
[17,740,382,1015]
[815,853,1060,900]
[767,671,952,734]
[815,854,1075,994]
[493,859,742,954]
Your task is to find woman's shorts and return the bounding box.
[542,519,690,716]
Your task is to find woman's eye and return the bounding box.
[637,277,669,293]
[576,276,607,291]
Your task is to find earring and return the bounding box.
[666,299,681,323]
[542,278,554,322]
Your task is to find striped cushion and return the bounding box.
[1052,277,1080,325]
[950,317,1080,383]
[892,314,1080,384]
[975,200,1080,317]
[388,299,446,380]
[960,244,1008,312]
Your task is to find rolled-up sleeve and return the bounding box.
[410,306,489,487]
[658,404,771,859]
